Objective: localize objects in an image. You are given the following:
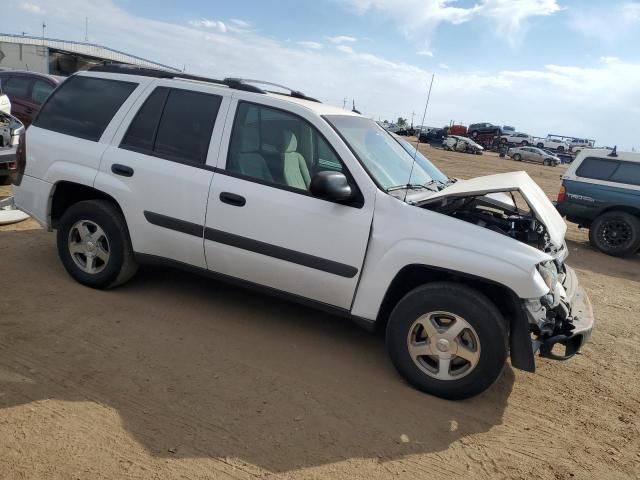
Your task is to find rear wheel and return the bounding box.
[386,282,507,400]
[513,153,522,161]
[589,211,640,257]
[521,140,529,146]
[470,130,479,138]
[57,200,138,289]
[542,159,550,166]
[501,138,507,144]
[536,142,544,148]
[557,146,565,152]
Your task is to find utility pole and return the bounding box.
[41,22,46,43]
[342,98,347,109]
[411,111,416,128]
[85,17,89,42]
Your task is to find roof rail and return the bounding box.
[88,63,265,93]
[224,78,321,103]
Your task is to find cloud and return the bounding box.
[20,2,45,14]
[342,0,561,46]
[327,35,357,44]
[189,19,227,32]
[1,0,637,149]
[416,50,434,57]
[229,19,251,28]
[600,56,621,64]
[569,2,640,45]
[438,63,450,69]
[297,41,323,50]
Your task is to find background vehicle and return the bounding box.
[508,146,560,166]
[419,127,447,143]
[500,132,533,145]
[0,71,61,127]
[468,122,502,137]
[556,149,640,257]
[0,111,24,184]
[534,137,569,152]
[13,66,593,400]
[0,79,10,115]
[447,124,467,136]
[443,135,483,154]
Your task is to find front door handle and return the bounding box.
[219,192,246,207]
[111,164,134,177]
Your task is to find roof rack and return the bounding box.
[89,63,265,93]
[224,78,320,103]
[88,63,320,101]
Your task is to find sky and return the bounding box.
[1,0,639,149]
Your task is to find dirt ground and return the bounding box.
[1,146,639,480]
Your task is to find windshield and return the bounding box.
[325,115,445,189]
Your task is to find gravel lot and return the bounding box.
[1,145,638,479]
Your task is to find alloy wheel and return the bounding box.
[406,311,481,381]
[68,219,110,274]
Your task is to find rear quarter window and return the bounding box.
[609,162,640,186]
[33,76,137,141]
[575,158,619,181]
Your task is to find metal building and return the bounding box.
[0,33,180,75]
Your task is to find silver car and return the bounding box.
[508,146,560,166]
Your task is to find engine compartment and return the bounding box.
[422,193,555,253]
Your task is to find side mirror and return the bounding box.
[310,171,353,202]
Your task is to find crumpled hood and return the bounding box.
[425,171,567,247]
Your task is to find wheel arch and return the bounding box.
[50,181,125,230]
[376,263,535,372]
[596,204,640,219]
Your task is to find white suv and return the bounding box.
[12,65,594,399]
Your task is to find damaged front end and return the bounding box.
[419,176,593,367]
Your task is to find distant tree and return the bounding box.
[397,117,408,126]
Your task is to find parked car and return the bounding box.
[391,134,450,186]
[0,71,61,127]
[0,79,11,115]
[500,132,533,146]
[534,137,570,152]
[556,148,640,257]
[569,138,595,150]
[0,111,24,184]
[508,146,560,166]
[468,122,502,137]
[13,65,593,400]
[443,135,484,154]
[418,128,447,143]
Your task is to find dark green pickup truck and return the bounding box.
[556,148,640,257]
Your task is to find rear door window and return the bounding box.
[121,87,222,165]
[34,76,137,141]
[31,80,55,105]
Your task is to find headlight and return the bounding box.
[537,261,558,290]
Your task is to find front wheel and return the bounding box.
[513,153,522,161]
[57,199,138,289]
[386,282,507,400]
[521,140,529,146]
[589,211,640,257]
[536,143,544,149]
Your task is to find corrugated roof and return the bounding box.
[0,33,180,72]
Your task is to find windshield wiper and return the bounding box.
[386,183,431,192]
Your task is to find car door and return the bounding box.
[97,80,231,269]
[204,97,375,309]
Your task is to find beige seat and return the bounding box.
[234,127,273,182]
[282,130,310,190]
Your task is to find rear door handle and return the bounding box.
[111,164,134,177]
[219,192,246,207]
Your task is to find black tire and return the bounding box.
[536,143,544,148]
[470,130,479,138]
[521,140,529,146]
[386,282,507,400]
[542,159,550,166]
[57,199,138,289]
[513,153,522,161]
[557,146,565,152]
[589,211,640,257]
[501,138,507,144]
